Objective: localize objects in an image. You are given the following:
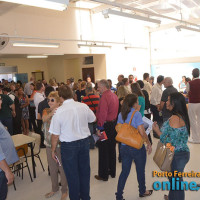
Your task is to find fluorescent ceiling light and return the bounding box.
[0,0,68,11]
[12,41,60,48]
[102,9,161,24]
[78,44,111,48]
[43,54,64,55]
[125,46,148,50]
[27,55,48,58]
[176,25,200,33]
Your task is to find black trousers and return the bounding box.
[37,119,44,146]
[150,104,163,137]
[0,171,8,200]
[29,106,38,132]
[150,104,163,125]
[98,121,117,180]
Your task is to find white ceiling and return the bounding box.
[88,0,200,20]
[0,0,200,27]
[1,0,200,21]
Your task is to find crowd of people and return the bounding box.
[0,68,200,200]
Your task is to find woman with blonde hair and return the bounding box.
[42,91,68,200]
[75,81,86,102]
[72,82,79,99]
[117,85,132,100]
[49,79,58,91]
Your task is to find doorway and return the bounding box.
[82,67,95,83]
[32,72,44,82]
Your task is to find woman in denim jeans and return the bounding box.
[116,94,153,200]
[153,92,190,200]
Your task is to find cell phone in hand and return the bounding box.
[55,155,62,167]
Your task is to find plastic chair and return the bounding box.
[27,132,45,172]
[10,144,33,190]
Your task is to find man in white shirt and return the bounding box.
[34,82,45,147]
[150,75,164,138]
[34,82,45,120]
[49,85,96,200]
[87,76,95,88]
[143,73,152,97]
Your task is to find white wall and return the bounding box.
[0,5,151,82]
[0,58,49,80]
[47,54,107,83]
[150,28,200,63]
[47,57,65,83]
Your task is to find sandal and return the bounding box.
[45,191,57,198]
[61,192,68,200]
[139,190,153,197]
[164,194,168,200]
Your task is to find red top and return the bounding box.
[189,79,200,103]
[96,90,119,127]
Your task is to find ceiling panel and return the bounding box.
[193,0,200,6]
[193,8,200,17]
[149,5,175,12]
[182,0,196,8]
[136,0,158,4]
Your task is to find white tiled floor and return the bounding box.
[7,137,200,200]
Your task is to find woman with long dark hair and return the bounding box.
[18,87,29,135]
[153,92,190,200]
[116,94,153,200]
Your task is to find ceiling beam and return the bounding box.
[90,0,199,27]
[92,0,160,14]
[149,18,200,32]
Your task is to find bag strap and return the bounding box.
[128,110,137,125]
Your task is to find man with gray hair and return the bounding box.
[160,77,177,122]
[95,79,119,181]
[24,77,35,96]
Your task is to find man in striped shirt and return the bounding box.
[82,83,100,149]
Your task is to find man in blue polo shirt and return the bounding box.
[0,119,19,199]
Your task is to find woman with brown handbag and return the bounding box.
[153,92,190,200]
[115,93,152,200]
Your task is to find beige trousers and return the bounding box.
[188,103,200,142]
[46,147,68,193]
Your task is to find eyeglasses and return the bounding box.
[47,98,55,103]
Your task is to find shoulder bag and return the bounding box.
[153,134,174,172]
[115,111,143,149]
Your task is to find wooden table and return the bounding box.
[12,134,36,178]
